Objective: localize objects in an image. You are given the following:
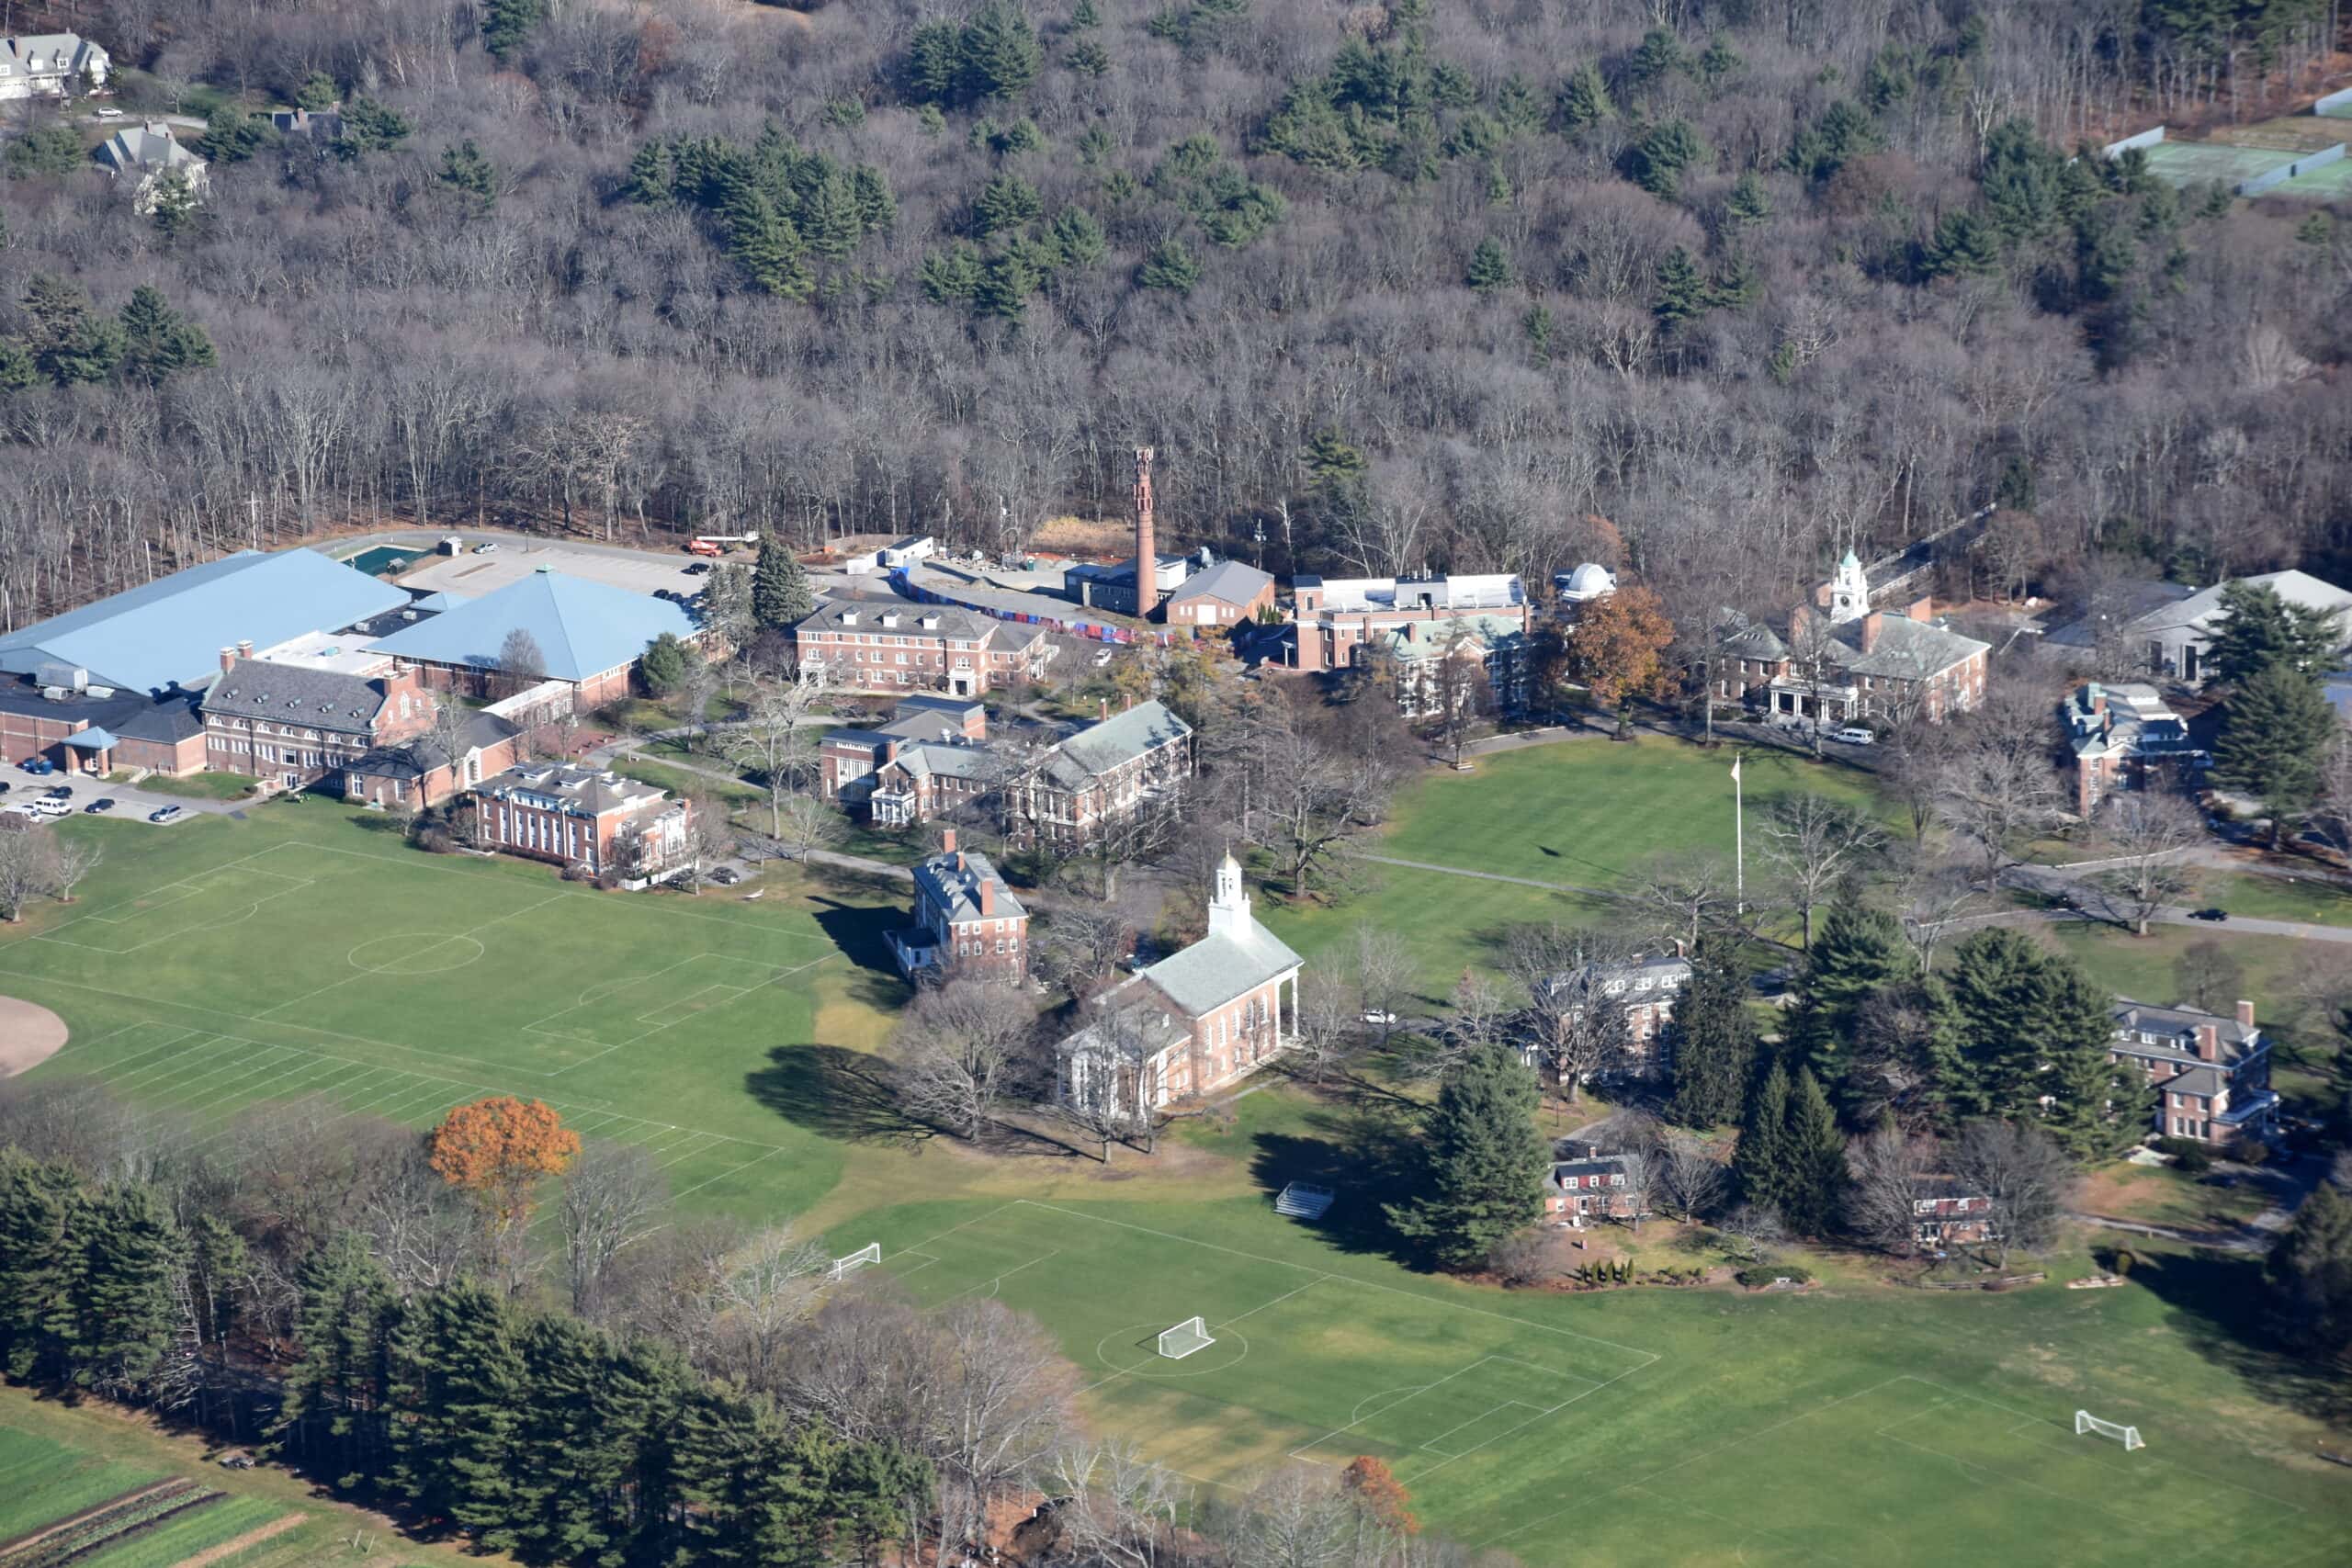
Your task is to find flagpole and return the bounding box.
[1732,752,1744,915]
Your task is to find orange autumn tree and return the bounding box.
[427,1096,581,1228]
[1341,1456,1419,1536]
[1564,581,1677,737]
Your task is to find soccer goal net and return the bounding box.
[2075,1410,2144,1450]
[828,1243,881,1281]
[1158,1315,1215,1360]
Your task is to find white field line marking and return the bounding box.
[255,892,570,1021]
[1420,1400,1545,1456]
[665,1145,783,1202]
[1218,1273,1337,1325]
[943,1250,1064,1303]
[1012,1200,1663,1365]
[655,1132,730,1172]
[1290,1353,1591,1470]
[37,873,319,955]
[69,1025,204,1079]
[1471,1376,1916,1551]
[140,1045,318,1123]
[160,1062,415,1160]
[543,951,840,1076]
[1622,1486,1873,1568]
[95,1035,265,1095]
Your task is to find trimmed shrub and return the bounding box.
[1736,1265,1811,1289]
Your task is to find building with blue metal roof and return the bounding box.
[0,549,411,696]
[362,568,695,703]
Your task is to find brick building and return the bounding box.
[796,601,1057,697]
[1715,553,1988,728]
[1544,1151,1645,1224]
[342,709,525,809]
[2064,681,2197,815]
[1910,1179,1997,1249]
[468,762,695,882]
[1364,614,1531,718]
[819,696,999,827]
[200,654,436,792]
[2109,998,2278,1145]
[1004,699,1193,852]
[1526,950,1692,1082]
[1055,854,1303,1115]
[0,676,204,777]
[1285,573,1530,675]
[1162,560,1275,629]
[891,829,1029,983]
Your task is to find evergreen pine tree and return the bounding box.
[118,287,215,388]
[1733,1061,1792,1213]
[1780,1068,1849,1235]
[1521,302,1555,364]
[624,141,678,207]
[510,1314,629,1563]
[481,0,546,63]
[1651,245,1709,328]
[57,1183,186,1396]
[752,535,816,628]
[1923,209,2002,278]
[849,164,898,232]
[974,174,1043,236]
[277,1230,399,1491]
[2214,660,2335,844]
[1071,0,1102,27]
[1384,1044,1550,1269]
[2263,1184,2352,1357]
[1465,237,1514,293]
[24,275,124,387]
[296,71,341,111]
[725,188,815,299]
[1726,171,1772,226]
[1626,28,1685,91]
[908,22,964,106]
[639,632,689,694]
[1045,207,1107,267]
[2035,961,2149,1161]
[389,1282,526,1548]
[921,243,986,303]
[673,1384,842,1564]
[2201,581,2341,689]
[149,166,201,241]
[1556,62,1616,131]
[0,1151,74,1382]
[1781,902,1914,1096]
[1938,928,2049,1121]
[438,139,498,208]
[0,337,34,393]
[1667,944,1758,1128]
[958,1,1044,100]
[1138,239,1202,294]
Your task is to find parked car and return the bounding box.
[149,805,186,824]
[1092,649,1114,666]
[1361,1009,1398,1027]
[0,781,11,795]
[709,865,741,886]
[94,107,124,120]
[20,758,54,774]
[28,798,70,818]
[1831,726,1875,746]
[473,540,499,553]
[2188,907,2229,921]
[684,561,714,575]
[84,797,116,814]
[44,784,73,799]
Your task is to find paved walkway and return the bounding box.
[1357,853,1619,901]
[2002,863,2352,943]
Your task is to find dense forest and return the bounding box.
[0,0,2348,635]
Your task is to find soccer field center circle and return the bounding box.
[1094,1322,1251,1378]
[346,932,489,975]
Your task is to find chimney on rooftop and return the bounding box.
[1860,612,1884,654]
[941,827,957,855]
[2194,1022,2219,1062]
[2235,998,2256,1032]
[978,875,995,916]
[238,640,254,660]
[219,647,237,674]
[1133,446,1159,618]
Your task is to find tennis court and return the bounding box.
[2141,140,2292,189]
[2263,153,2352,199]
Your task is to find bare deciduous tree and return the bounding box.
[1845,1125,1939,1255]
[1951,1120,2075,1271]
[560,1141,666,1320]
[1631,851,1737,953]
[1346,923,1413,1045]
[892,978,1037,1142]
[40,833,102,904]
[1935,729,2064,888]
[0,831,51,922]
[2090,791,2201,935]
[1035,1440,1183,1568]
[1657,1132,1729,1222]
[1759,793,1887,950]
[724,670,829,837]
[770,793,843,863]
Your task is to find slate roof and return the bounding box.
[1041,701,1192,788]
[1545,953,1690,1004]
[2043,581,2194,649]
[2,34,105,77]
[1167,559,1272,607]
[2130,570,2352,637]
[96,123,203,175]
[0,676,202,744]
[202,660,388,735]
[475,761,674,818]
[2064,682,2192,761]
[802,599,1001,642]
[889,742,1001,784]
[1128,920,1300,1019]
[1375,614,1526,661]
[1721,619,1790,660]
[364,570,695,682]
[0,549,409,696]
[1827,613,1987,680]
[911,845,1025,923]
[346,711,520,780]
[2110,998,2261,1069]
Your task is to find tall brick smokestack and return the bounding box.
[1133,446,1158,617]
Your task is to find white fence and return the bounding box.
[2316,85,2352,118]
[2239,141,2346,196]
[2101,126,2165,157]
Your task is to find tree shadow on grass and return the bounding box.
[1248,1103,1430,1270]
[747,1043,935,1145]
[2125,1246,2352,1428]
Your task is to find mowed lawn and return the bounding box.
[843,1197,2351,1568]
[0,805,918,1224]
[1374,736,1883,886]
[1259,736,1883,1001]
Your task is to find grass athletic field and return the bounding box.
[5,750,2350,1565]
[0,804,915,1223]
[848,1197,2349,1568]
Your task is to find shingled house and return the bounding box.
[468,762,695,883]
[1055,854,1302,1115]
[819,695,999,827]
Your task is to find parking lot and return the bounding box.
[0,759,243,827]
